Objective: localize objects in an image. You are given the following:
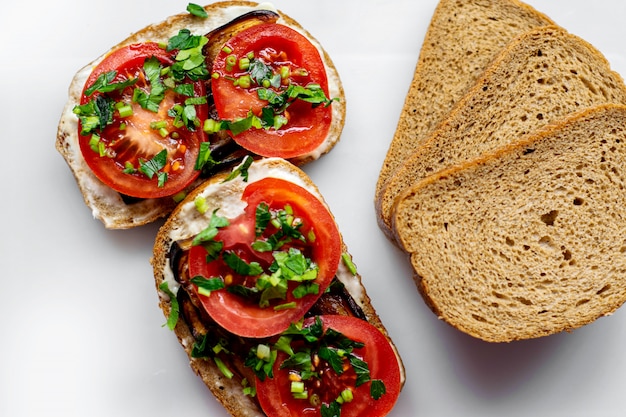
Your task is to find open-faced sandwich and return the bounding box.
[56,1,345,229]
[151,157,404,416]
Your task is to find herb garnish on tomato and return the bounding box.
[209,23,336,159]
[74,30,210,199]
[252,315,402,417]
[188,177,341,338]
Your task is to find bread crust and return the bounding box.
[56,1,345,229]
[375,0,553,238]
[393,104,626,342]
[151,157,404,416]
[379,24,626,243]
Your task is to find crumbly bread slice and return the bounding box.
[377,25,626,238]
[393,104,626,342]
[56,1,345,229]
[374,0,553,213]
[151,157,404,416]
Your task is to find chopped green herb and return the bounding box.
[223,251,263,276]
[255,202,271,236]
[214,356,234,379]
[192,210,230,246]
[341,253,358,275]
[194,142,217,172]
[158,282,179,330]
[370,379,387,400]
[132,57,166,112]
[167,29,210,81]
[84,70,137,96]
[191,276,225,293]
[186,3,208,18]
[222,155,254,182]
[194,195,209,214]
[139,149,168,180]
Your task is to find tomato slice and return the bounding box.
[211,23,332,159]
[188,178,341,338]
[77,42,208,199]
[256,315,402,417]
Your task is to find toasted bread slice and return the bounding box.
[151,157,404,416]
[393,104,626,342]
[56,1,345,229]
[375,0,553,230]
[378,25,626,238]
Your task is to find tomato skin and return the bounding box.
[78,43,208,199]
[188,178,342,338]
[211,23,332,159]
[256,315,402,417]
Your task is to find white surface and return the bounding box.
[2,1,626,416]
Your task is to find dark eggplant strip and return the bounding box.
[204,9,280,66]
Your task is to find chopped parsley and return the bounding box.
[139,149,168,187]
[133,56,166,112]
[186,2,208,18]
[245,316,387,414]
[159,282,179,330]
[74,29,211,187]
[222,155,254,183]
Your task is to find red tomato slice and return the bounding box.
[188,177,341,338]
[256,315,402,417]
[78,42,207,199]
[211,23,332,159]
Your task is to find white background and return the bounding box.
[2,1,626,416]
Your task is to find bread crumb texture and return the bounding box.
[394,105,626,342]
[378,26,626,237]
[375,0,554,217]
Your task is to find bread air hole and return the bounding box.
[540,210,559,226]
[514,296,533,306]
[597,284,611,295]
[576,298,590,307]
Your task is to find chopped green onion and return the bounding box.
[123,161,136,174]
[341,253,358,275]
[197,287,211,297]
[203,118,222,134]
[256,344,271,361]
[274,301,297,311]
[222,45,233,54]
[237,75,252,89]
[172,191,187,203]
[117,104,133,118]
[239,57,250,70]
[194,196,209,214]
[150,120,168,130]
[225,54,237,71]
[337,388,354,404]
[291,381,305,393]
[214,357,234,379]
[309,393,321,407]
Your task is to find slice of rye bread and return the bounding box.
[377,25,626,239]
[392,104,626,343]
[374,0,554,215]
